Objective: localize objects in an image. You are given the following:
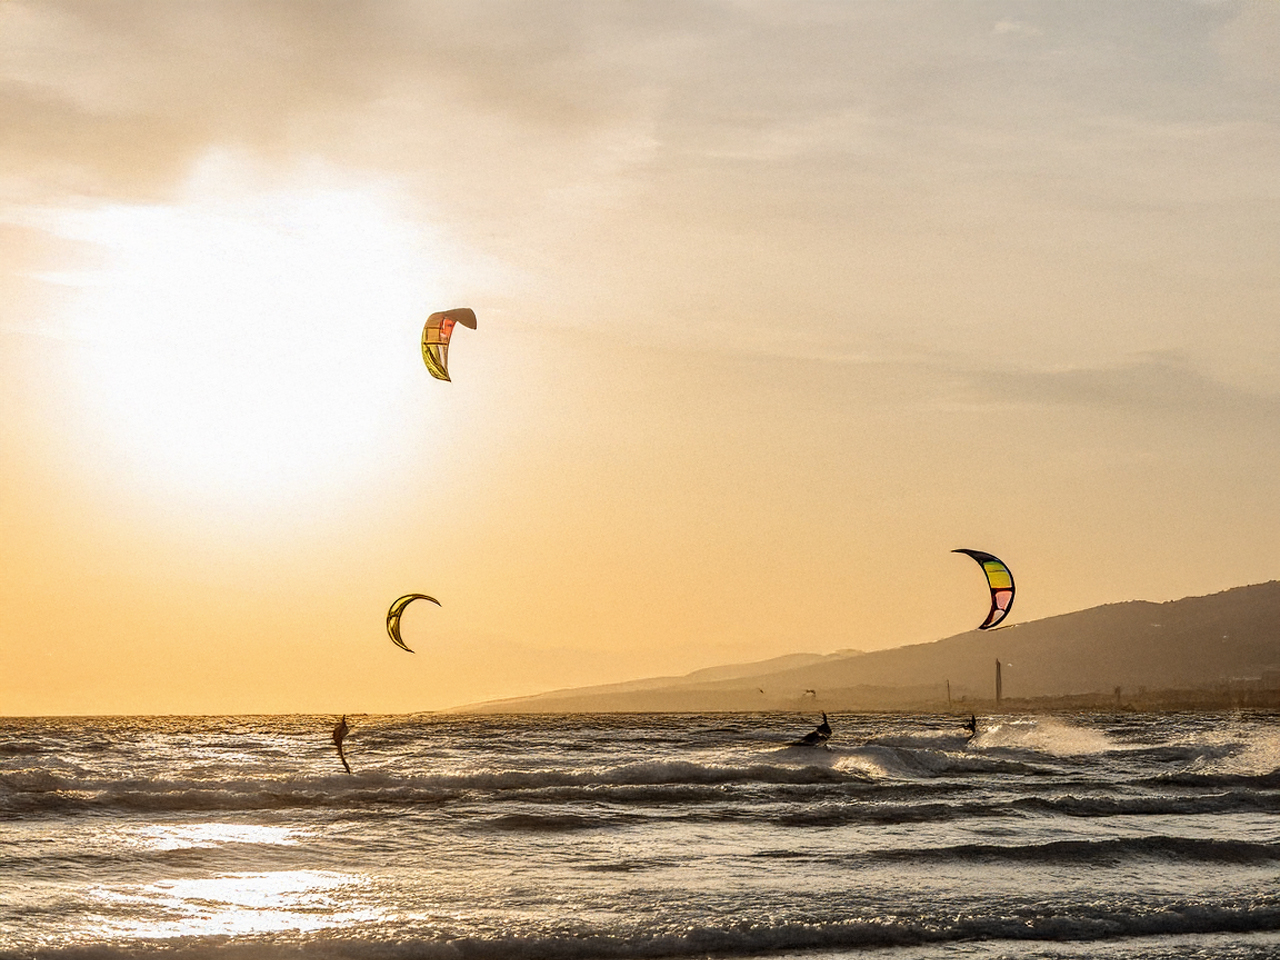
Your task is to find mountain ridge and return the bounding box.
[450,581,1280,713]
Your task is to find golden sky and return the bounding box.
[2,1,1278,715]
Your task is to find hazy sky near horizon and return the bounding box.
[2,1,1278,715]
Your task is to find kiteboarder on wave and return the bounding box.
[964,714,978,742]
[333,715,352,774]
[793,712,832,747]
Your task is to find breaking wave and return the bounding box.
[6,898,1280,960]
[0,759,866,817]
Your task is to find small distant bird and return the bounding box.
[332,715,352,774]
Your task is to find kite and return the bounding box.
[421,308,477,381]
[953,549,1015,630]
[386,593,441,653]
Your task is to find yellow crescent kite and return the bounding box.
[386,593,441,653]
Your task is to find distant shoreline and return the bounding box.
[3,694,1280,720]
[444,686,1280,716]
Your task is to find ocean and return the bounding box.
[2,711,1279,959]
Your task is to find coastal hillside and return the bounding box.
[454,581,1280,713]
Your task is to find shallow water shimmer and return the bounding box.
[3,712,1279,959]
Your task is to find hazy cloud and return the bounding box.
[994,20,1043,37]
[4,1,1273,201]
[954,353,1280,425]
[2,1,1277,378]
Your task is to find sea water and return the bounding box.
[2,712,1279,959]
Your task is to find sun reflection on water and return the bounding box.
[133,822,303,851]
[92,870,379,938]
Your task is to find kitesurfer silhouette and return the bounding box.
[964,714,977,742]
[333,715,352,774]
[793,712,832,747]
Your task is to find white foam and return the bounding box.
[973,716,1115,756]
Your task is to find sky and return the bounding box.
[2,0,1278,716]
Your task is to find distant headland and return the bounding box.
[452,581,1280,714]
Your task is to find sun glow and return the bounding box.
[42,159,458,514]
